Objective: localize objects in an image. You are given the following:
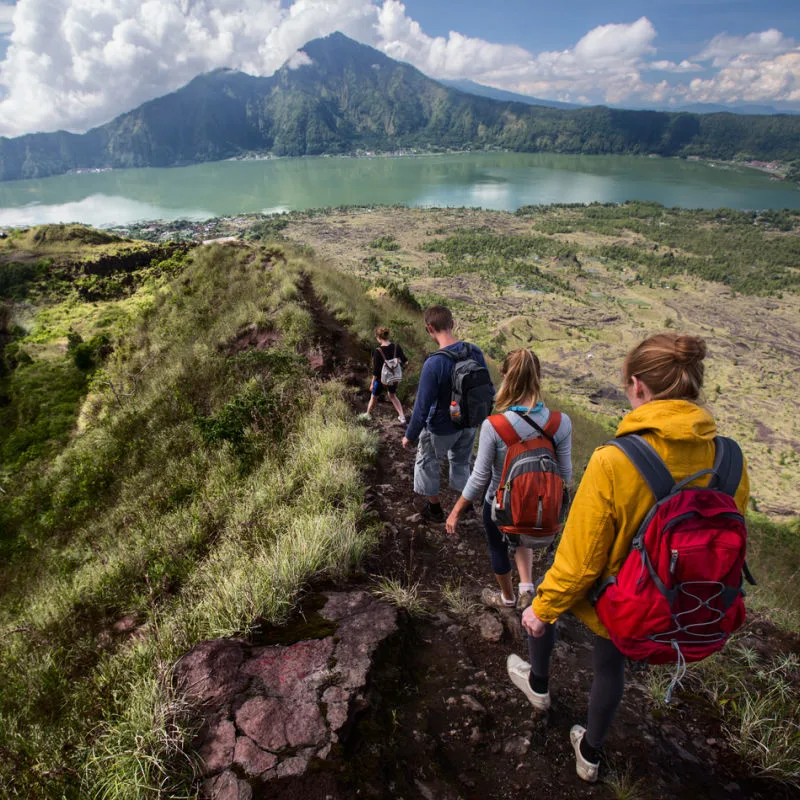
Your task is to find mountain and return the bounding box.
[443,80,800,117]
[1,32,799,182]
[440,78,578,109]
[672,102,800,116]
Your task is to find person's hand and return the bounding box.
[522,606,547,638]
[402,437,412,450]
[445,511,459,537]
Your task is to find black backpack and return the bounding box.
[436,344,494,429]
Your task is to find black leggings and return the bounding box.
[527,627,626,750]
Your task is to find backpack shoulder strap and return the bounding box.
[488,414,522,448]
[393,343,397,360]
[542,411,562,439]
[435,343,472,362]
[711,436,743,498]
[608,434,675,501]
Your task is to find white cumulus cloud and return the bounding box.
[665,29,800,107]
[375,0,530,79]
[698,29,796,68]
[649,60,702,73]
[0,3,14,36]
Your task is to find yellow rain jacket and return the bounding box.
[532,400,750,637]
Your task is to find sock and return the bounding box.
[529,673,549,694]
[580,735,601,765]
[518,582,535,594]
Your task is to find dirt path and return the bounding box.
[250,279,797,800]
[327,398,796,800]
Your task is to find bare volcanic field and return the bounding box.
[282,203,800,518]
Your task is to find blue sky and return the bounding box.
[0,0,797,137]
[401,0,799,58]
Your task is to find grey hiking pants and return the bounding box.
[413,427,477,497]
[527,627,626,750]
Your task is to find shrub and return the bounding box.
[369,234,400,251]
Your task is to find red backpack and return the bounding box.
[489,411,565,544]
[594,434,754,673]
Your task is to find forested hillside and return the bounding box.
[0,33,798,181]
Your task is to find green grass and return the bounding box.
[745,514,800,630]
[371,577,429,616]
[441,580,479,616]
[0,242,380,798]
[521,201,800,296]
[644,643,800,787]
[423,230,574,293]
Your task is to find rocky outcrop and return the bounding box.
[174,591,397,798]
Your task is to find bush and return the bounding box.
[369,234,400,251]
[373,277,421,311]
[243,217,289,241]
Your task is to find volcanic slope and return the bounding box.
[0,229,798,798]
[282,202,800,518]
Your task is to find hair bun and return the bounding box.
[674,335,706,365]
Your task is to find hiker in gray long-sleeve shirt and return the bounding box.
[446,349,572,611]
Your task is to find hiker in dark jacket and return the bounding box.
[402,305,494,523]
[365,326,409,423]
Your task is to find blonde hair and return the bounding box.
[495,349,541,412]
[623,333,707,401]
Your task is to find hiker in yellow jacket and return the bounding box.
[508,333,749,783]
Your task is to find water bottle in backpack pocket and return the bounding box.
[436,344,494,429]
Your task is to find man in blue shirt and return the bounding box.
[402,305,493,522]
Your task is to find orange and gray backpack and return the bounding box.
[489,411,566,546]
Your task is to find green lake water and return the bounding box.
[0,152,797,227]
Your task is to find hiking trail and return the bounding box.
[185,281,798,800]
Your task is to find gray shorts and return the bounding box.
[413,427,477,497]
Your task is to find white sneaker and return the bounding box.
[506,654,551,711]
[570,725,600,783]
[398,416,407,424]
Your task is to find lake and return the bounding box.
[0,152,798,227]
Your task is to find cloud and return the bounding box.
[473,17,658,105]
[666,29,800,106]
[698,29,796,68]
[375,7,660,106]
[375,0,530,79]
[0,3,14,36]
[0,1,797,138]
[649,60,703,73]
[0,0,380,136]
[685,51,800,105]
[286,50,313,70]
